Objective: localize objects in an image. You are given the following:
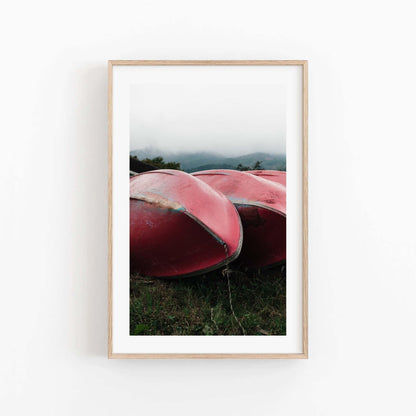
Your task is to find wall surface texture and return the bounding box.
[1,1,415,415]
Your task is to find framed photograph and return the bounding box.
[108,60,308,358]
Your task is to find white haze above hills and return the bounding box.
[130,81,286,156]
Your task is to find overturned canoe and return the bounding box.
[192,169,286,269]
[248,170,286,187]
[130,169,242,278]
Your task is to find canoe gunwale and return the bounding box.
[232,200,286,218]
[150,239,243,279]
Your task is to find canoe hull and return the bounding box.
[130,170,242,278]
[192,169,286,269]
[236,205,286,268]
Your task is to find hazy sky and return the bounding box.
[130,82,286,156]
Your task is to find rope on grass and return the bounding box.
[210,308,219,331]
[222,267,246,336]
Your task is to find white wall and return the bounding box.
[1,1,415,415]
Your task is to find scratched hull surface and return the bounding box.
[192,170,286,268]
[248,170,286,187]
[130,170,242,278]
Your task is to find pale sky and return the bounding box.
[130,82,286,156]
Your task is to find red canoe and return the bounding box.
[248,170,286,187]
[192,169,286,269]
[130,170,242,278]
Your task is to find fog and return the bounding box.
[130,83,286,157]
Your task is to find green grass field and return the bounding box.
[130,265,286,336]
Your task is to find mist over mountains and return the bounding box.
[130,147,286,172]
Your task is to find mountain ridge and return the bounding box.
[130,148,286,172]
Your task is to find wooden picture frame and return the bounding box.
[108,60,308,358]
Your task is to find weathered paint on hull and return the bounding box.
[130,170,242,278]
[192,169,286,269]
[247,170,286,187]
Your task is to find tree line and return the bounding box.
[131,155,264,171]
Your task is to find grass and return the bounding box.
[130,265,286,336]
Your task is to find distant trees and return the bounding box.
[252,160,263,170]
[131,155,265,172]
[235,160,263,171]
[132,155,181,170]
[235,163,250,171]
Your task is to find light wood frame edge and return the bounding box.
[108,60,308,359]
